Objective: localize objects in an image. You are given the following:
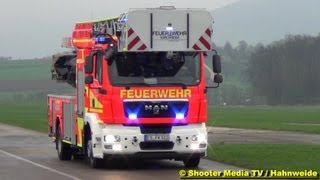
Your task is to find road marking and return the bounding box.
[0,149,81,180]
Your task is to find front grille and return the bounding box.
[140,125,172,134]
[140,142,174,150]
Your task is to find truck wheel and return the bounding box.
[183,157,200,167]
[87,140,104,168]
[56,126,72,160]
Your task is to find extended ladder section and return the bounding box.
[117,7,214,52]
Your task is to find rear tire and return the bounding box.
[56,126,72,161]
[183,157,200,167]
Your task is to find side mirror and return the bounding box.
[214,74,223,84]
[212,55,221,73]
[85,75,93,84]
[85,55,94,74]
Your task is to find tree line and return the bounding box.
[247,34,320,105]
[207,33,320,105]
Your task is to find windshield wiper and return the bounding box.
[125,83,151,90]
[156,83,187,89]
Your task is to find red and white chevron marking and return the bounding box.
[127,28,147,51]
[192,28,212,51]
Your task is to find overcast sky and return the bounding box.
[0,0,237,59]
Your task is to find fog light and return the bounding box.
[104,145,112,149]
[199,143,207,148]
[112,144,122,151]
[191,143,200,150]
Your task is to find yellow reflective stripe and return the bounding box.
[76,59,84,63]
[89,91,103,108]
[73,39,92,43]
[62,140,72,144]
[85,87,89,97]
[77,117,84,147]
[89,108,103,113]
[97,120,104,124]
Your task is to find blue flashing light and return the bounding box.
[120,18,128,23]
[95,36,106,43]
[125,104,142,121]
[128,113,137,120]
[95,36,111,44]
[166,26,174,31]
[175,113,185,120]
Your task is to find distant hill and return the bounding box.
[211,0,320,46]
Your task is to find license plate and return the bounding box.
[144,134,170,142]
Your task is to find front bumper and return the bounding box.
[92,124,207,159]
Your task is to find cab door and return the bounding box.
[88,52,104,114]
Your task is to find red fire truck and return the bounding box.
[48,6,222,168]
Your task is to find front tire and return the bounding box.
[87,139,104,168]
[56,126,72,160]
[183,157,200,167]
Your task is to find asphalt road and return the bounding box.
[1,124,319,180]
[0,124,244,180]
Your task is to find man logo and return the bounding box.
[145,104,168,115]
[153,105,160,115]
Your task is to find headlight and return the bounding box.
[192,133,207,142]
[104,135,121,143]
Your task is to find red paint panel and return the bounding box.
[128,36,140,50]
[138,44,147,50]
[199,36,211,50]
[128,28,134,37]
[193,44,201,50]
[205,29,211,37]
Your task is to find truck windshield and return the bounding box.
[108,52,200,86]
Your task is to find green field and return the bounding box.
[208,144,320,172]
[0,102,47,132]
[0,59,50,80]
[0,102,319,134]
[208,106,320,134]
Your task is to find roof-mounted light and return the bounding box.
[95,36,111,44]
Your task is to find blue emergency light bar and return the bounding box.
[95,36,111,44]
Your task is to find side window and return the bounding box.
[95,53,103,84]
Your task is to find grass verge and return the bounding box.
[0,102,319,134]
[208,144,320,172]
[0,102,47,132]
[208,106,320,134]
